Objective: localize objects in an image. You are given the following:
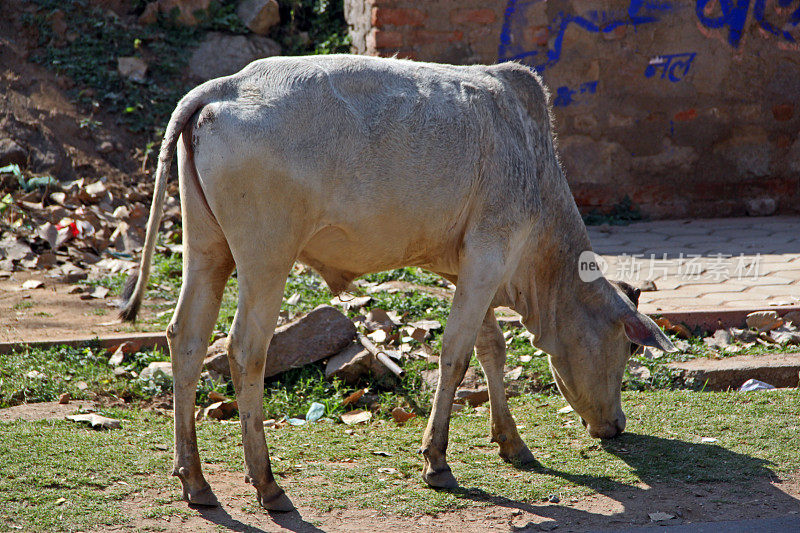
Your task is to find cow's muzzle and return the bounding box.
[585,413,626,439]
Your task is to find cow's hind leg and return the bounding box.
[475,311,536,465]
[421,248,507,488]
[169,215,235,505]
[227,262,294,512]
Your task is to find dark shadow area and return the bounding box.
[449,433,800,531]
[195,505,326,533]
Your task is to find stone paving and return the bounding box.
[587,216,800,314]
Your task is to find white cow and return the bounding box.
[120,54,675,511]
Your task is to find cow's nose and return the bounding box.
[587,417,625,439]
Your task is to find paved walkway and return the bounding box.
[587,216,800,314]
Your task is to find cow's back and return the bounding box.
[192,55,550,277]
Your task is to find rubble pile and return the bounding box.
[0,164,180,297]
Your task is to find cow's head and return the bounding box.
[536,278,675,439]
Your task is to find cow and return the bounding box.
[119,54,675,512]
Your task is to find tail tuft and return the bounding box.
[118,271,141,322]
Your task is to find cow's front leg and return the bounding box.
[169,248,234,506]
[227,267,295,512]
[475,311,535,464]
[421,253,506,488]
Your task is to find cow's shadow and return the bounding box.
[449,432,800,530]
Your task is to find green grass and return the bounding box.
[0,390,797,530]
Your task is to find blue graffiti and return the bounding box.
[500,0,800,72]
[552,80,598,107]
[697,0,800,46]
[644,52,697,82]
[697,0,800,47]
[498,0,678,72]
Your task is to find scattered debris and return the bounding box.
[341,409,372,425]
[341,388,367,407]
[66,413,121,429]
[330,294,372,311]
[139,361,173,381]
[739,379,775,391]
[197,399,238,421]
[627,361,651,380]
[638,279,657,292]
[746,311,783,333]
[21,279,43,290]
[557,405,574,414]
[505,366,523,380]
[305,402,325,423]
[357,334,404,378]
[700,436,718,443]
[325,343,385,383]
[648,512,675,522]
[58,392,71,404]
[391,406,416,425]
[654,317,692,339]
[236,0,280,35]
[117,57,148,82]
[454,388,489,407]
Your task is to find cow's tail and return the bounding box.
[119,78,231,322]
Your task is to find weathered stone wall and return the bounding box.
[344,0,800,218]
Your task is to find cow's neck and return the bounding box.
[502,184,595,353]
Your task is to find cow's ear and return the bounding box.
[621,312,678,352]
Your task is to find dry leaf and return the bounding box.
[342,388,367,407]
[66,413,121,429]
[391,406,416,425]
[341,409,372,425]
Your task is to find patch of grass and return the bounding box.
[0,344,172,407]
[1,390,798,529]
[13,300,34,310]
[583,195,643,226]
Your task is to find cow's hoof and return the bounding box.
[500,445,537,466]
[422,467,458,489]
[185,484,220,507]
[259,490,295,512]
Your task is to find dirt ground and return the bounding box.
[0,271,163,342]
[116,466,800,532]
[0,272,162,343]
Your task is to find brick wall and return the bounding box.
[344,0,800,218]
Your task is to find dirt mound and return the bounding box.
[0,1,147,189]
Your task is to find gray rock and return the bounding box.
[454,387,489,407]
[117,57,148,82]
[140,361,173,381]
[746,311,783,333]
[325,343,387,383]
[204,305,356,378]
[745,197,777,216]
[189,32,281,81]
[237,0,280,35]
[0,139,26,167]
